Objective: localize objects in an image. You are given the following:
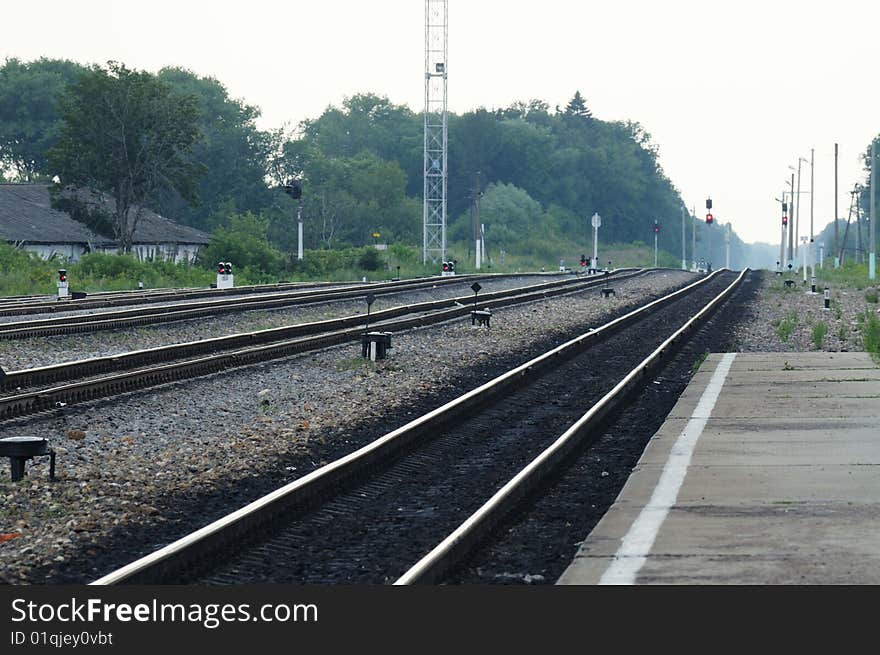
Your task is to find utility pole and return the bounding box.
[725,222,731,269]
[809,148,815,279]
[788,171,795,268]
[794,158,803,258]
[834,143,840,268]
[840,189,854,265]
[681,205,686,270]
[871,139,877,280]
[856,185,864,264]
[691,205,696,271]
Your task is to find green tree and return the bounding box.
[49,62,203,252]
[153,67,274,231]
[200,211,283,276]
[267,147,418,250]
[0,58,86,181]
[564,90,593,119]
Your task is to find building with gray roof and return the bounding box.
[0,184,209,263]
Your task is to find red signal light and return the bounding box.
[705,213,714,224]
[217,262,225,274]
[58,270,67,283]
[442,262,449,272]
[782,215,788,226]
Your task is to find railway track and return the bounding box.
[90,268,745,585]
[0,277,418,317]
[0,272,568,339]
[0,269,643,420]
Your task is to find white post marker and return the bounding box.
[599,353,736,585]
[592,213,601,270]
[801,236,808,283]
[819,243,824,269]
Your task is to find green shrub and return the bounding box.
[774,312,797,342]
[812,322,827,349]
[862,311,880,361]
[358,247,383,271]
[866,289,879,304]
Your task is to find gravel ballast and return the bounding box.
[0,275,570,370]
[0,270,691,583]
[3,268,874,584]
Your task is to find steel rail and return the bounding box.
[0,275,480,335]
[89,269,724,585]
[0,270,646,419]
[0,279,351,316]
[0,270,640,393]
[0,272,590,339]
[394,268,748,584]
[0,272,565,317]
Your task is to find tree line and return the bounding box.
[1,57,755,268]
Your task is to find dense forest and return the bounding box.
[6,57,870,272]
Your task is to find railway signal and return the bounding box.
[580,254,587,268]
[57,269,68,299]
[216,261,234,289]
[653,221,659,267]
[591,213,601,274]
[705,212,714,225]
[283,179,304,261]
[283,180,302,200]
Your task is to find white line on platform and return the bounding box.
[599,352,736,585]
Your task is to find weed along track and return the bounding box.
[89,270,745,585]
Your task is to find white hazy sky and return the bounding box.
[3,0,878,244]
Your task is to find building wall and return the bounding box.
[97,243,202,264]
[21,243,87,262]
[15,242,202,264]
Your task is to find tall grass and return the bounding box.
[860,311,880,363]
[815,262,874,290]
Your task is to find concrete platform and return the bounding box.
[558,352,880,584]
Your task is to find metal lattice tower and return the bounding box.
[423,0,448,264]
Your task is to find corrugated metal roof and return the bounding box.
[0,185,210,246]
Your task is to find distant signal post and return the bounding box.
[653,220,659,267]
[591,213,601,273]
